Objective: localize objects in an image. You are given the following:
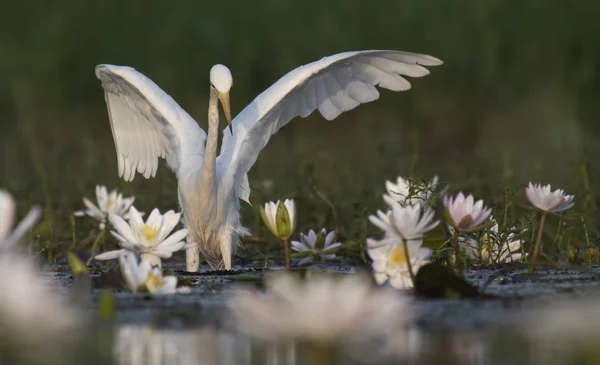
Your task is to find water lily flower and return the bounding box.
[526,183,574,213]
[74,185,137,229]
[385,175,440,206]
[229,273,407,343]
[459,220,525,264]
[119,251,187,295]
[0,189,41,249]
[0,254,81,348]
[369,196,439,243]
[443,192,492,232]
[260,199,297,240]
[260,199,297,269]
[526,183,574,271]
[291,229,341,265]
[367,239,432,289]
[95,207,188,267]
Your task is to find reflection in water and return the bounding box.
[114,325,251,365]
[110,313,595,365]
[112,323,505,365]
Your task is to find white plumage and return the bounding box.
[95,50,442,271]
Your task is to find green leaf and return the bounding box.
[422,225,449,249]
[275,201,292,239]
[414,263,483,299]
[314,231,326,250]
[291,251,312,258]
[457,214,473,231]
[341,240,358,248]
[31,219,52,235]
[67,251,88,276]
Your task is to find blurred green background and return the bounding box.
[1,0,599,257]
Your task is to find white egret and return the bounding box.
[95,50,442,271]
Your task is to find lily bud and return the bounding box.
[260,199,297,240]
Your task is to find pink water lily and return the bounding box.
[526,183,574,213]
[443,192,492,232]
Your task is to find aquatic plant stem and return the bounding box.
[283,238,291,269]
[452,233,464,277]
[401,238,416,286]
[263,242,271,269]
[529,213,547,273]
[87,227,108,265]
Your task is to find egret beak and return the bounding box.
[217,91,233,134]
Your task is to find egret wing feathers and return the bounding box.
[217,50,442,198]
[96,65,208,182]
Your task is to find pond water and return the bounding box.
[19,264,600,365]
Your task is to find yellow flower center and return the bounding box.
[105,199,114,211]
[145,272,165,293]
[137,224,159,244]
[388,245,407,266]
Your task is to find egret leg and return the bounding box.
[186,236,200,272]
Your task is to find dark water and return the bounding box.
[20,265,600,365]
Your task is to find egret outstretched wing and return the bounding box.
[217,50,442,197]
[96,65,207,181]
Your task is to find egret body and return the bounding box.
[95,50,442,271]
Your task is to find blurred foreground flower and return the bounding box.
[291,229,341,265]
[0,254,81,349]
[367,239,432,289]
[526,183,574,272]
[368,198,438,287]
[119,251,188,295]
[526,183,574,213]
[74,185,138,229]
[0,189,41,249]
[229,272,407,343]
[385,175,440,206]
[95,207,187,267]
[260,199,297,269]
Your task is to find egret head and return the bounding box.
[210,64,233,133]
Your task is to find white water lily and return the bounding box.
[229,272,407,343]
[0,189,41,249]
[95,207,188,267]
[74,185,137,229]
[459,220,525,264]
[526,182,574,213]
[291,228,341,265]
[260,199,297,240]
[0,254,81,348]
[119,251,187,295]
[443,192,492,232]
[367,239,432,289]
[369,196,439,244]
[385,175,440,206]
[260,199,297,268]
